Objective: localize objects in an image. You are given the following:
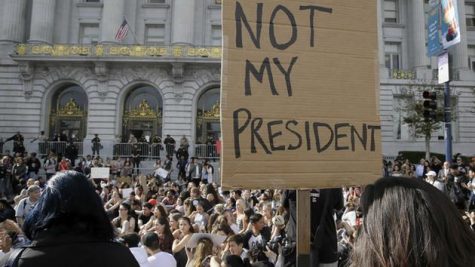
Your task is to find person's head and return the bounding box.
[27,185,41,202]
[469,166,475,179]
[168,213,182,230]
[153,204,167,219]
[425,170,437,180]
[121,233,140,248]
[351,177,475,267]
[23,171,114,241]
[191,187,201,198]
[179,217,194,234]
[449,163,460,175]
[142,232,161,255]
[250,213,265,232]
[142,202,153,216]
[227,234,244,256]
[155,216,171,235]
[119,203,133,218]
[193,238,214,266]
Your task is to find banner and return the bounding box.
[221,0,382,189]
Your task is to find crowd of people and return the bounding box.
[0,133,475,266]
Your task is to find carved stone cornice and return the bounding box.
[18,62,34,98]
[172,63,185,84]
[94,62,109,98]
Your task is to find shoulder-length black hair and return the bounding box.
[23,171,114,241]
[351,177,475,267]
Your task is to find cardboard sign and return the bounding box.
[155,168,169,179]
[221,0,381,189]
[91,167,110,179]
[121,188,133,199]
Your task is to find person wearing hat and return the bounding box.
[425,170,446,193]
[142,232,176,267]
[15,185,41,227]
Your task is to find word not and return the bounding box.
[235,1,332,97]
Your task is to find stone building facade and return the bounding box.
[0,0,474,158]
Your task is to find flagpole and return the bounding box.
[123,16,139,44]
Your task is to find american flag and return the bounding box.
[115,18,129,41]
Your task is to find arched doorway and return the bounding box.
[196,88,220,144]
[49,84,88,141]
[122,85,163,142]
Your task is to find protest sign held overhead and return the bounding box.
[221,0,382,189]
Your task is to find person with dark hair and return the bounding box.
[25,153,41,179]
[241,213,271,262]
[91,134,102,156]
[309,188,343,267]
[64,141,78,167]
[138,202,154,229]
[0,171,139,267]
[121,233,151,267]
[5,132,25,155]
[112,203,138,236]
[447,163,470,210]
[164,134,176,157]
[172,217,195,267]
[351,177,475,267]
[155,216,174,253]
[226,234,248,261]
[143,232,177,267]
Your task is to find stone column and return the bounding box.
[54,0,72,43]
[101,0,125,43]
[0,0,27,43]
[409,0,429,78]
[453,0,473,80]
[172,0,195,45]
[377,0,388,78]
[29,0,57,43]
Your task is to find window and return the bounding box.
[393,95,413,140]
[468,45,475,71]
[467,3,475,27]
[145,24,165,44]
[148,0,165,3]
[384,0,399,23]
[211,25,221,46]
[79,23,99,44]
[384,42,401,70]
[83,0,100,2]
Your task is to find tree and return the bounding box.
[396,81,456,160]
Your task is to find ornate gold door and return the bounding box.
[50,98,87,141]
[122,99,162,142]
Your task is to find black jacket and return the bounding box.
[0,232,139,267]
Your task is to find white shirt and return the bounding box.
[130,247,152,267]
[15,197,36,221]
[148,251,177,267]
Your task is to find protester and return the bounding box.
[0,171,139,266]
[350,177,475,267]
[143,232,177,267]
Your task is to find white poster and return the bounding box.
[91,167,110,179]
[438,52,449,84]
